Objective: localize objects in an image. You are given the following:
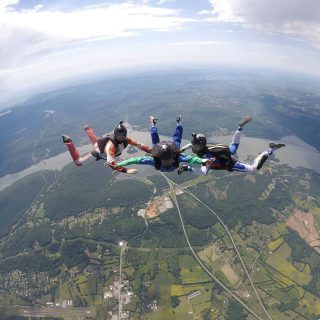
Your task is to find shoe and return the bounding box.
[91,150,102,161]
[176,115,182,123]
[62,134,72,144]
[178,165,188,175]
[269,143,286,149]
[257,154,268,170]
[239,116,252,127]
[150,116,158,125]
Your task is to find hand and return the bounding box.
[204,157,215,168]
[141,144,152,153]
[127,169,138,174]
[105,162,117,169]
[178,165,188,175]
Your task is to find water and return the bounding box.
[208,133,320,173]
[0,129,319,192]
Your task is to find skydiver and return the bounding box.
[178,116,285,175]
[62,121,151,173]
[109,116,211,173]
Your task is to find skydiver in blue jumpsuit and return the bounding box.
[179,116,285,175]
[113,116,210,173]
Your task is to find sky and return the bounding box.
[1,0,320,107]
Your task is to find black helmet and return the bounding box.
[114,121,127,139]
[153,142,176,160]
[191,133,207,146]
[191,133,207,154]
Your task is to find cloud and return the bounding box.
[169,40,229,46]
[207,0,320,48]
[0,1,194,68]
[157,0,176,4]
[198,10,213,15]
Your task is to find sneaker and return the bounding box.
[62,134,72,144]
[150,116,158,125]
[239,116,252,127]
[257,154,268,170]
[91,150,102,161]
[269,143,286,149]
[176,115,182,123]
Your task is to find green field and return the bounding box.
[266,242,312,286]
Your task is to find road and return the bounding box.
[161,172,270,320]
[118,242,125,319]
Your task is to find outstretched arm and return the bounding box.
[180,143,192,153]
[178,153,207,165]
[104,141,128,172]
[178,153,212,176]
[127,137,152,153]
[112,156,155,170]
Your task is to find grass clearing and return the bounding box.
[179,255,198,268]
[266,242,311,285]
[267,237,284,252]
[297,291,320,317]
[180,267,209,284]
[221,263,239,285]
[59,282,72,300]
[182,175,213,188]
[171,284,203,297]
[269,308,301,320]
[173,296,194,319]
[197,244,220,264]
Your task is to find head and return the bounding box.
[153,142,176,168]
[191,132,207,154]
[114,121,127,142]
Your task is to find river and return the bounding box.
[0,129,319,192]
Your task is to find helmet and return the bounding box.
[191,133,207,154]
[191,133,207,147]
[114,121,127,140]
[153,142,176,160]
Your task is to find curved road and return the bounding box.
[161,173,272,320]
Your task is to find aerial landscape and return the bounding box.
[0,1,319,320]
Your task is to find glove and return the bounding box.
[105,161,117,169]
[178,165,189,175]
[127,169,138,174]
[202,157,215,167]
[141,144,152,153]
[91,150,102,161]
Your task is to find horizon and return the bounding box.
[1,0,320,107]
[1,64,320,111]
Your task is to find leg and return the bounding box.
[150,116,160,146]
[232,142,285,173]
[84,126,100,153]
[178,165,208,176]
[172,115,183,148]
[229,128,242,155]
[84,126,98,145]
[62,135,94,166]
[232,152,267,173]
[229,116,252,155]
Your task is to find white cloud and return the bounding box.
[157,0,175,4]
[0,0,19,10]
[207,0,320,48]
[198,10,213,15]
[0,1,194,68]
[169,40,229,46]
